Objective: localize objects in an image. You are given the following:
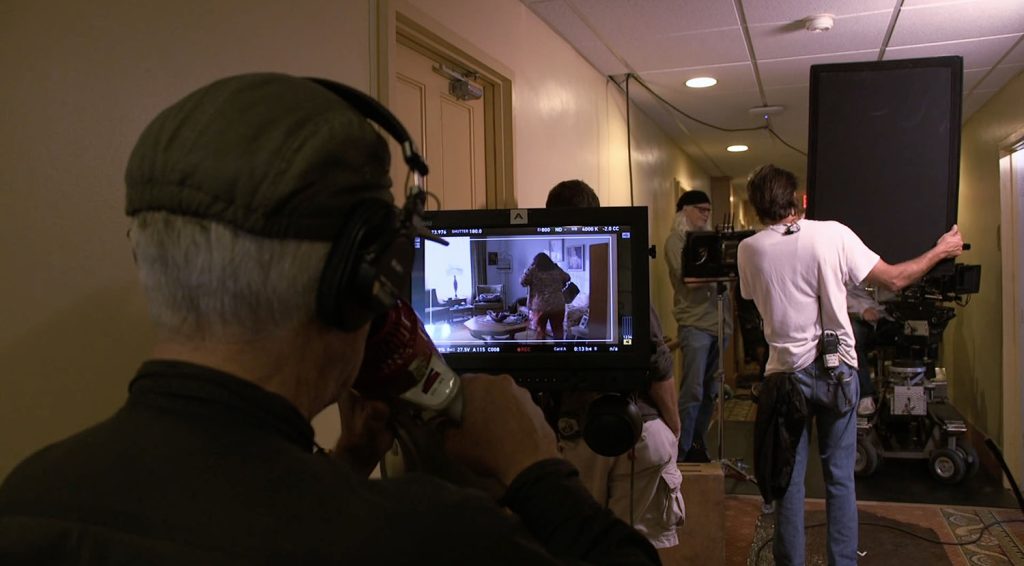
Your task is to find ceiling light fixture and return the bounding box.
[727,145,749,152]
[748,105,785,116]
[804,14,835,33]
[685,77,717,88]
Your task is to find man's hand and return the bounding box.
[334,390,393,477]
[663,336,680,352]
[443,374,558,487]
[861,307,881,323]
[936,224,964,260]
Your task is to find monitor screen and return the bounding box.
[410,207,652,391]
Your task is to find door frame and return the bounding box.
[999,126,1024,485]
[372,0,515,209]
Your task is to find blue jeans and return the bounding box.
[774,359,860,566]
[676,326,726,458]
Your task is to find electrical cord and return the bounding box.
[752,517,1024,564]
[618,73,808,157]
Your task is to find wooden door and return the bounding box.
[589,243,610,340]
[389,40,486,210]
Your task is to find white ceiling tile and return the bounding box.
[889,0,1024,46]
[1003,36,1024,64]
[640,63,759,94]
[963,67,988,90]
[962,89,997,119]
[759,50,877,88]
[749,11,892,60]
[527,1,603,51]
[641,88,767,130]
[763,85,811,152]
[884,34,1022,69]
[743,0,898,25]
[973,63,1024,91]
[573,41,630,75]
[902,0,977,7]
[616,27,751,72]
[580,0,740,39]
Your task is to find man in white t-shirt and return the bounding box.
[737,165,963,566]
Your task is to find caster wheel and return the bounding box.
[929,447,967,484]
[855,437,880,477]
[956,437,980,479]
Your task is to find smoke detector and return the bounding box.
[804,14,835,33]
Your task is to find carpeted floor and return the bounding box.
[724,495,1024,566]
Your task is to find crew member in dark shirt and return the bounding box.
[0,73,658,565]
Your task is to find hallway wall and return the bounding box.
[949,69,1024,468]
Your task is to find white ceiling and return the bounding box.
[521,0,1024,181]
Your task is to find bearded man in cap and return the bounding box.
[663,189,732,462]
[0,74,658,565]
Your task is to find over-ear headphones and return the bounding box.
[305,78,430,331]
[581,393,643,457]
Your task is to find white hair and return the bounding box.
[129,212,330,341]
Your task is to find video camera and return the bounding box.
[881,263,981,363]
[682,214,755,279]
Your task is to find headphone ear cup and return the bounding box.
[582,394,642,457]
[317,200,400,331]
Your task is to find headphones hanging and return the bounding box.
[581,393,643,457]
[304,78,431,331]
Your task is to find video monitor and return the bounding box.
[410,207,652,391]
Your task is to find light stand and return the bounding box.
[702,277,758,484]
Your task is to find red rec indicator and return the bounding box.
[516,346,531,353]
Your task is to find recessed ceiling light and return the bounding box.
[727,145,749,152]
[685,77,717,88]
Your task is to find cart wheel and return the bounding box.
[956,437,980,479]
[929,447,967,484]
[855,436,880,477]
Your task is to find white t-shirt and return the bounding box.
[737,219,880,374]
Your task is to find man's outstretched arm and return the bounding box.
[863,225,964,292]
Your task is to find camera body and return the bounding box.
[682,230,756,278]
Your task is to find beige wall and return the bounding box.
[1,0,370,479]
[947,70,1024,449]
[1,0,708,478]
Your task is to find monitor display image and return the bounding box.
[410,207,652,391]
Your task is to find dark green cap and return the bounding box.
[125,73,393,240]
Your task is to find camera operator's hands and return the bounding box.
[443,373,558,487]
[334,390,393,478]
[936,224,964,259]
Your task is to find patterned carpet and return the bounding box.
[725,496,1024,566]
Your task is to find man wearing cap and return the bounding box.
[664,189,732,462]
[0,74,658,565]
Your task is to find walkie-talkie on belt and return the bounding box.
[821,330,840,371]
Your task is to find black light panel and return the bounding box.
[807,56,962,270]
